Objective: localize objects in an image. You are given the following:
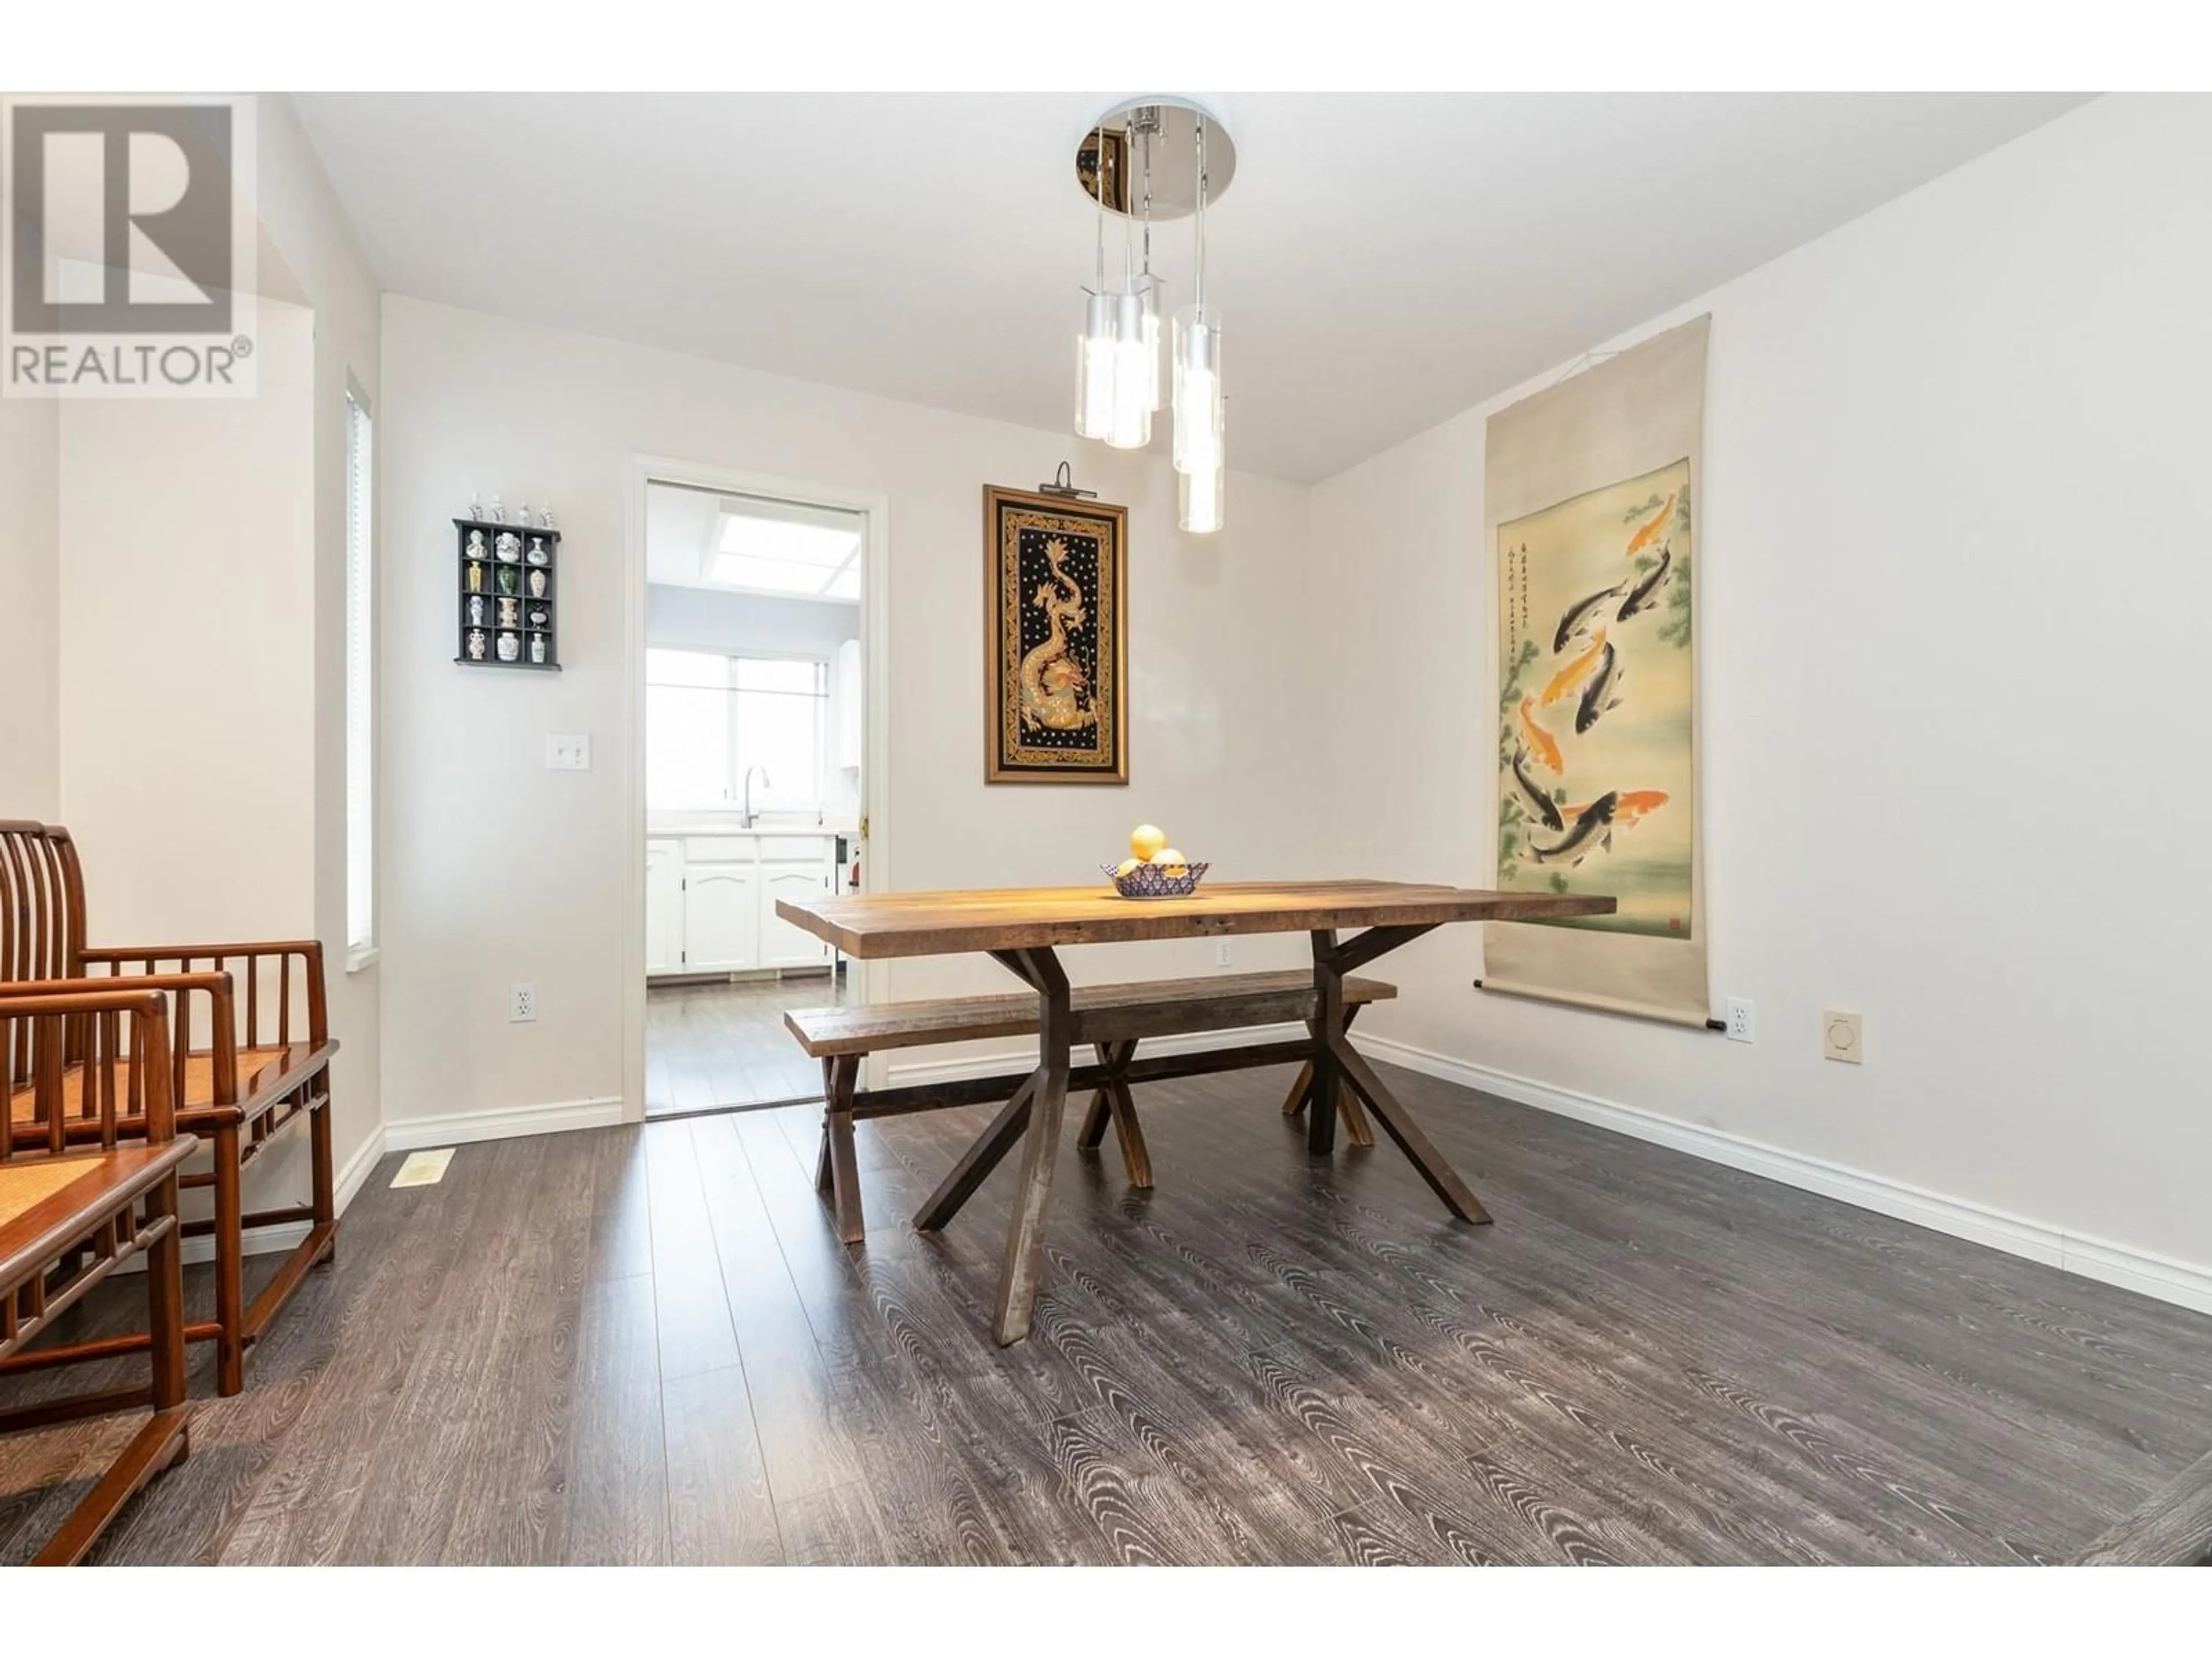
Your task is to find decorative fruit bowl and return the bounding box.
[1101,860,1211,900]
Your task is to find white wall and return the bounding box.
[380,295,1319,1130]
[1313,93,2212,1281]
[0,396,59,820]
[57,303,319,944]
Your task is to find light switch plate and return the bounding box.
[1823,1010,1863,1064]
[546,733,590,770]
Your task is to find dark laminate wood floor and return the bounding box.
[646,973,846,1117]
[5,1058,2211,1565]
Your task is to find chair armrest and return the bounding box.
[0,983,184,1144]
[80,940,323,963]
[81,940,325,1048]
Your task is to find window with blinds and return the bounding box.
[345,387,376,959]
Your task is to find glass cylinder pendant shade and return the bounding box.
[1134,275,1164,412]
[1172,304,1224,479]
[1078,278,1160,448]
[1179,454,1225,535]
[1104,280,1154,449]
[1075,288,1115,440]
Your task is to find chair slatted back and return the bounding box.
[1,822,89,1089]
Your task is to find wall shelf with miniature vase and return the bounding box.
[455,517,561,671]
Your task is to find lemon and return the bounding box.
[1115,857,1142,878]
[1151,848,1188,877]
[1130,824,1168,862]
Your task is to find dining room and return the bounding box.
[5,49,2212,1634]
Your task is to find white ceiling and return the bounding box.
[296,93,2088,483]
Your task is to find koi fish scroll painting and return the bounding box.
[1486,317,1711,1026]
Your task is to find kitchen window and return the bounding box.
[646,647,828,812]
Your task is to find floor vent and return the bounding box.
[391,1148,456,1188]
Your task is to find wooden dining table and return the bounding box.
[776,879,1613,1344]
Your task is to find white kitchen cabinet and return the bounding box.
[758,862,832,969]
[646,829,842,979]
[681,862,758,971]
[645,839,684,975]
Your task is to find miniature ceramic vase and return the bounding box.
[497,631,520,662]
[497,597,518,628]
[466,628,487,661]
[515,501,531,527]
[494,530,522,563]
[466,562,483,594]
[527,606,548,628]
[526,536,550,567]
[467,595,485,626]
[527,569,547,599]
[539,506,556,529]
[489,494,505,524]
[529,634,547,664]
[497,564,518,596]
[468,494,484,521]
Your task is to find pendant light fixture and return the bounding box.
[1071,99,1236,525]
[1172,115,1224,533]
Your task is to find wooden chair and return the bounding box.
[0,821,339,1396]
[1,984,195,1565]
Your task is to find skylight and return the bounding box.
[709,502,862,599]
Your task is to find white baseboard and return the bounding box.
[1355,1033,2212,1320]
[884,1022,1307,1089]
[382,1094,626,1154]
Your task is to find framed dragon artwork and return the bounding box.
[983,484,1129,784]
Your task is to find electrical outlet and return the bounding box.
[546,733,590,771]
[1725,996,1755,1043]
[1215,940,1234,967]
[1823,1010,1863,1064]
[510,982,537,1022]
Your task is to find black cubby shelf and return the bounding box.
[454,517,562,671]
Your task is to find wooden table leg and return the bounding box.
[1095,1039,1152,1188]
[1311,923,1488,1222]
[1305,931,1342,1156]
[1077,1042,1115,1152]
[815,1059,837,1193]
[823,1055,865,1244]
[912,1073,1035,1231]
[987,946,1072,1346]
[1281,1009,1374,1148]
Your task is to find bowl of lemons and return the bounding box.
[1102,824,1210,899]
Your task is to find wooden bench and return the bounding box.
[784,969,1394,1243]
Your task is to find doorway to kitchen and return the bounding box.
[634,474,874,1119]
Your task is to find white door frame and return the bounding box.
[622,453,892,1123]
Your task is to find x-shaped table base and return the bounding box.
[919,927,1488,1345]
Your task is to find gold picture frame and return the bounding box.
[984,485,1128,785]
